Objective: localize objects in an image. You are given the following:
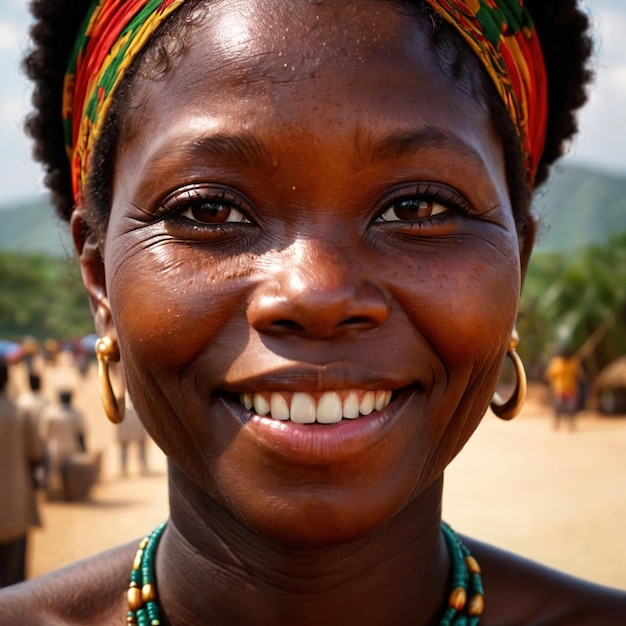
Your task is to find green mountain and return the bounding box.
[533,163,626,251]
[0,162,625,255]
[0,197,72,257]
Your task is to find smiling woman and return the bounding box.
[1,0,624,624]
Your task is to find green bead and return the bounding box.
[127,523,167,621]
[439,521,484,626]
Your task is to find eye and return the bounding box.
[374,183,469,225]
[378,198,447,222]
[162,185,251,225]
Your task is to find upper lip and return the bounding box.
[219,365,421,394]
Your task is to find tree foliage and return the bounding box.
[0,251,93,341]
[519,232,626,380]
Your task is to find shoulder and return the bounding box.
[466,537,626,625]
[0,542,136,625]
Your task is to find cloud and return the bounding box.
[0,21,22,51]
[592,9,626,65]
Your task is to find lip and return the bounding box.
[220,365,418,394]
[219,385,418,465]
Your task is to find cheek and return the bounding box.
[387,232,521,421]
[106,240,251,370]
[104,237,256,486]
[104,239,252,459]
[400,237,520,353]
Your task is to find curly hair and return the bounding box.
[23,0,594,230]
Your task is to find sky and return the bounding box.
[1,0,625,204]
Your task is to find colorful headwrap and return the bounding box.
[424,0,548,183]
[63,0,186,204]
[63,0,548,204]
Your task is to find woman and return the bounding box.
[1,0,623,623]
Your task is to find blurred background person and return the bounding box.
[16,372,49,491]
[545,345,586,431]
[38,389,86,500]
[117,395,148,477]
[0,360,44,587]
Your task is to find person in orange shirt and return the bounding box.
[546,346,585,431]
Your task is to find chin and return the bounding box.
[240,499,404,549]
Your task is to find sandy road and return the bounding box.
[9,358,625,589]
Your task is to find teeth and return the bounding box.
[316,392,342,424]
[270,392,290,421]
[290,392,316,424]
[343,391,360,419]
[242,393,253,411]
[359,391,375,415]
[239,389,394,423]
[253,393,270,416]
[375,390,387,411]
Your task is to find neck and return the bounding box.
[157,464,450,626]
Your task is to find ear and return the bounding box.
[70,208,115,339]
[519,211,537,286]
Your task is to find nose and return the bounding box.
[247,241,390,339]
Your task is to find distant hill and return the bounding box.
[0,162,625,255]
[533,163,626,251]
[0,197,72,257]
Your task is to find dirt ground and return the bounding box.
[8,356,626,590]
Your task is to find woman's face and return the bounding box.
[85,0,530,545]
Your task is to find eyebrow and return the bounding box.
[141,131,277,182]
[363,126,486,168]
[189,132,274,168]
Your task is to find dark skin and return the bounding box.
[0,1,624,624]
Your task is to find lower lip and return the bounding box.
[220,389,414,464]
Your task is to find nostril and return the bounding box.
[340,316,377,328]
[271,319,306,333]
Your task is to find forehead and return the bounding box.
[117,0,500,185]
[127,0,488,112]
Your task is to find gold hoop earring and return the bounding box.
[95,336,125,424]
[490,330,527,421]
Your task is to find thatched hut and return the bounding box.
[594,356,626,415]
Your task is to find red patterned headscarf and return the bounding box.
[424,0,548,184]
[63,0,186,204]
[63,0,548,204]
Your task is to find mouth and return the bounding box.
[237,389,393,424]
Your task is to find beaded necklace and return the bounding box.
[127,520,484,626]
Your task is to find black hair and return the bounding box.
[0,360,8,392]
[59,389,73,404]
[23,0,593,233]
[28,372,42,392]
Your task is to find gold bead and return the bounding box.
[448,586,467,611]
[126,616,137,624]
[133,550,143,570]
[142,583,157,603]
[127,586,143,611]
[465,555,481,575]
[468,593,485,616]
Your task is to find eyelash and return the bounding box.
[160,185,253,228]
[374,184,470,227]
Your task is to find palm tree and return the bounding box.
[519,232,626,381]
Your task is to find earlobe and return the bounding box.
[70,208,114,337]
